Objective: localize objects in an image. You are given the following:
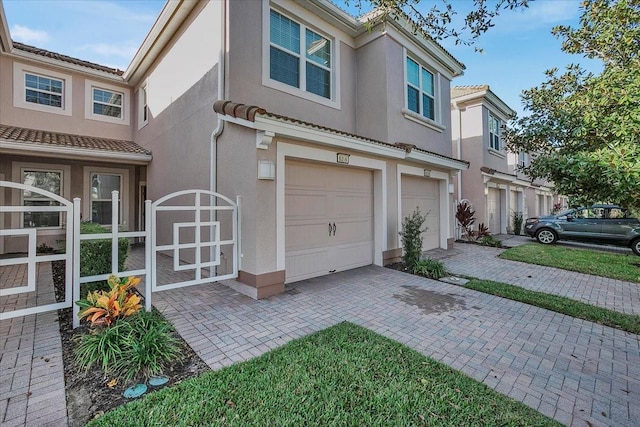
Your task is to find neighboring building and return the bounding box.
[1,0,470,298]
[451,85,557,235]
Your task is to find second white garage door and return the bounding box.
[401,175,440,251]
[285,160,373,283]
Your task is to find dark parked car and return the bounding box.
[524,205,640,255]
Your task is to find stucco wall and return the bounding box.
[227,0,358,133]
[0,55,132,140]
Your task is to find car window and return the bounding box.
[576,208,603,219]
[608,208,627,219]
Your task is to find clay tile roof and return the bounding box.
[213,100,469,167]
[0,124,151,157]
[213,100,266,122]
[451,85,489,99]
[12,42,124,76]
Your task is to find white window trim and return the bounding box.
[13,62,72,116]
[403,49,442,125]
[137,81,149,130]
[488,113,501,151]
[262,3,341,109]
[83,166,129,227]
[84,79,130,125]
[11,161,71,233]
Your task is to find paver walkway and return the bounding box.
[0,262,67,427]
[427,242,640,316]
[2,243,639,427]
[154,266,640,427]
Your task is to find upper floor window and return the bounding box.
[489,114,501,150]
[13,63,72,116]
[406,57,435,121]
[84,80,130,125]
[93,88,122,118]
[22,169,62,228]
[25,73,63,108]
[269,9,331,99]
[518,151,528,167]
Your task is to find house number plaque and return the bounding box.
[337,153,350,164]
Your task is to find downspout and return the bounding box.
[210,0,227,267]
[453,100,463,240]
[210,0,227,195]
[455,102,462,203]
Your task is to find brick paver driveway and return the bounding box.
[154,266,640,427]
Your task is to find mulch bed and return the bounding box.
[51,262,211,426]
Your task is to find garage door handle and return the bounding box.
[332,223,336,236]
[328,223,332,236]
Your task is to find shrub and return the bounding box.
[77,275,142,327]
[399,208,428,271]
[413,258,447,279]
[75,310,181,382]
[80,222,129,294]
[455,201,476,241]
[479,235,503,248]
[511,211,524,236]
[476,223,490,238]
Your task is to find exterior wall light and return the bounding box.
[258,160,275,180]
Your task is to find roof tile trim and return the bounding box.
[0,124,151,156]
[12,42,124,76]
[213,100,469,166]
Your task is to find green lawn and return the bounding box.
[500,244,640,283]
[466,279,640,335]
[88,322,559,427]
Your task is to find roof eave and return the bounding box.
[124,0,199,85]
[0,140,152,165]
[215,111,468,171]
[0,0,14,53]
[7,49,125,82]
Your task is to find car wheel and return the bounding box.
[632,238,640,256]
[535,229,557,245]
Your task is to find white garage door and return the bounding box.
[487,188,500,234]
[285,160,373,283]
[401,175,440,251]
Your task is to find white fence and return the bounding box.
[0,182,240,327]
[0,181,74,318]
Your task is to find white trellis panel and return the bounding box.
[150,189,240,292]
[0,181,74,320]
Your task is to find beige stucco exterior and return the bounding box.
[1,0,470,298]
[451,85,561,235]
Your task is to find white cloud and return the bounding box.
[10,24,50,44]
[78,43,138,59]
[491,0,581,33]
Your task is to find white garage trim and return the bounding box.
[397,164,449,250]
[277,142,387,272]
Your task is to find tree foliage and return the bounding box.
[347,0,530,48]
[505,0,640,210]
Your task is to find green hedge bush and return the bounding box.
[80,222,129,293]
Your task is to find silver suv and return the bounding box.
[524,205,640,255]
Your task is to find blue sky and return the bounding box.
[2,0,601,117]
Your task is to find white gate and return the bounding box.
[150,189,240,292]
[1,183,240,325]
[0,180,74,319]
